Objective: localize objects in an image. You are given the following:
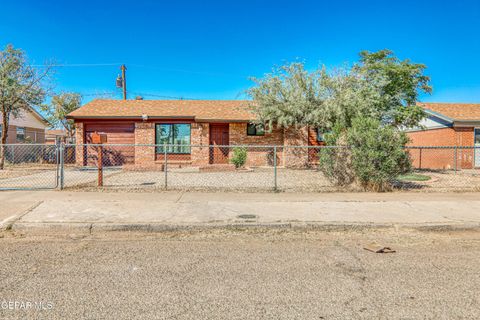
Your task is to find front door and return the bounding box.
[209,124,229,164]
[475,128,480,167]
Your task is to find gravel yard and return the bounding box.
[85,167,480,192]
[2,164,480,192]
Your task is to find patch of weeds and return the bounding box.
[397,173,431,182]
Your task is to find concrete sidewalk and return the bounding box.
[1,190,480,234]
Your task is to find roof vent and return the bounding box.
[135,96,143,100]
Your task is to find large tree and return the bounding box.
[247,49,431,131]
[42,92,82,141]
[0,44,53,169]
[247,49,432,190]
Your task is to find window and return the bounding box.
[247,123,265,136]
[16,127,25,142]
[475,128,480,144]
[316,129,324,142]
[155,124,191,154]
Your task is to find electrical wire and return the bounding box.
[130,92,201,100]
[31,63,121,67]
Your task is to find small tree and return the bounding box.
[42,92,82,141]
[0,44,53,169]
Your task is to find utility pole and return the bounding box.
[120,64,127,100]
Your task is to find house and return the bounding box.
[0,107,49,143]
[45,129,68,145]
[407,103,480,169]
[66,99,324,168]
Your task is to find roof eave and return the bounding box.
[424,109,454,123]
[453,120,480,127]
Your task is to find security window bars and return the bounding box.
[155,124,191,154]
[247,123,265,136]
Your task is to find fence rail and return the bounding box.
[0,143,479,192]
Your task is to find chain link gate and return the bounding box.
[0,144,61,190]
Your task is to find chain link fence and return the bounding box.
[0,143,480,191]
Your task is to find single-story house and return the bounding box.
[407,103,480,169]
[0,107,49,143]
[66,99,324,168]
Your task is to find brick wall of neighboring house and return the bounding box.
[229,123,284,166]
[407,127,475,169]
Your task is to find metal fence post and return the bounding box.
[11,145,15,164]
[59,142,65,190]
[419,147,422,170]
[164,146,168,189]
[273,146,277,191]
[454,146,458,172]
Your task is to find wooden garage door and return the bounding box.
[84,123,135,166]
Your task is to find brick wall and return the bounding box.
[133,122,156,168]
[191,122,209,166]
[229,123,284,166]
[74,122,84,166]
[407,127,475,169]
[283,126,309,167]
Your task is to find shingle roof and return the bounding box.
[67,99,256,122]
[419,102,480,121]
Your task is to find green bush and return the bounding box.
[319,117,412,191]
[230,147,247,168]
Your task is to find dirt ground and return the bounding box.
[0,228,479,319]
[1,163,480,192]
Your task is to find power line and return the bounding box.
[131,92,201,100]
[31,63,121,67]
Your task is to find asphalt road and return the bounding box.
[0,229,479,319]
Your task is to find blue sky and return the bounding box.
[1,0,480,103]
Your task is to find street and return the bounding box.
[0,228,479,319]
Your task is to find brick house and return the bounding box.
[67,99,324,168]
[407,103,480,169]
[0,107,49,143]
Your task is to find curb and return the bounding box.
[9,221,480,236]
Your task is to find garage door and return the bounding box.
[84,123,135,166]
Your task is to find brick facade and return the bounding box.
[133,122,156,169]
[283,126,309,167]
[73,120,313,168]
[407,127,475,169]
[229,123,284,166]
[191,122,210,166]
[74,122,84,166]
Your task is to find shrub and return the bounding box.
[319,117,412,191]
[230,147,247,168]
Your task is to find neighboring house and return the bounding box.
[0,107,49,144]
[45,129,68,145]
[67,99,324,168]
[407,103,480,169]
